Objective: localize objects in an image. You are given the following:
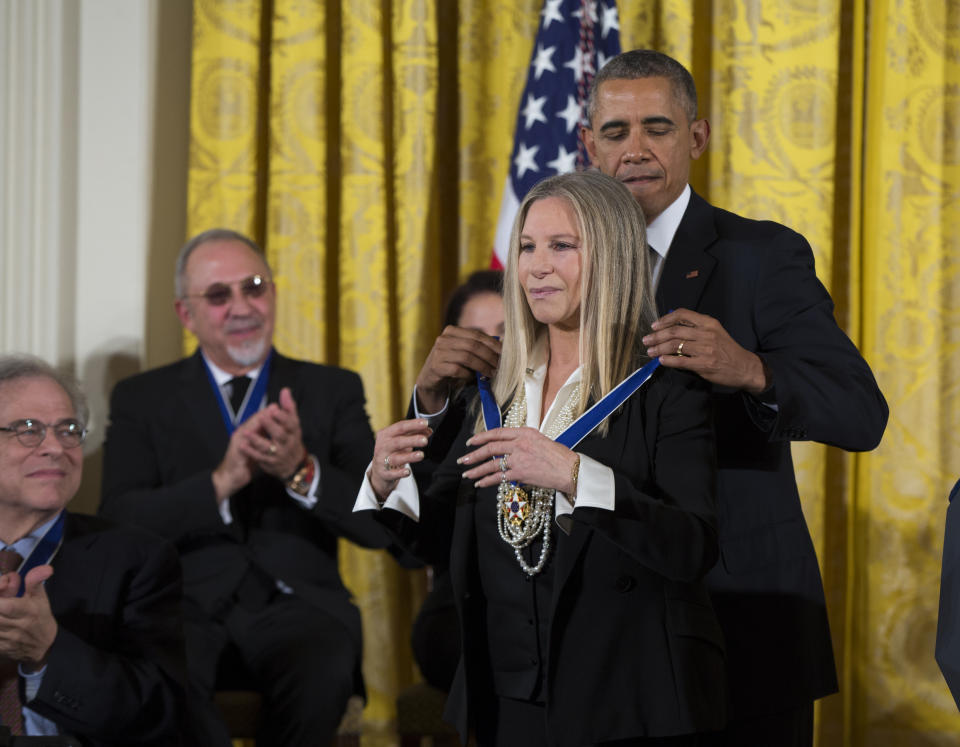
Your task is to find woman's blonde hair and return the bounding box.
[486,170,658,435]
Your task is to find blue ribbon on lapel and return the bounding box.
[202,348,274,435]
[476,373,502,430]
[14,511,66,598]
[476,357,661,447]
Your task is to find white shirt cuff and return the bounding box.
[218,494,233,524]
[353,462,422,522]
[555,454,615,533]
[412,386,449,429]
[20,663,45,701]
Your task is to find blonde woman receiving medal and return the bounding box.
[356,171,725,747]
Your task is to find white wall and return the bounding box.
[75,0,157,440]
[0,0,191,512]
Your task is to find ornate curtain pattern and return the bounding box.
[186,0,960,743]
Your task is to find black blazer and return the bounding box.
[937,478,960,709]
[30,512,185,746]
[384,369,726,746]
[657,191,889,718]
[98,351,391,660]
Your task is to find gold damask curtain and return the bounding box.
[186,0,960,743]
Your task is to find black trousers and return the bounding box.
[478,696,715,747]
[701,701,813,747]
[183,592,357,747]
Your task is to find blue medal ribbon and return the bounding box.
[477,357,661,446]
[12,511,66,598]
[476,373,502,431]
[555,358,660,448]
[202,349,274,435]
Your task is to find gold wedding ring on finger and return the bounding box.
[676,341,686,356]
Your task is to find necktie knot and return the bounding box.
[0,549,22,575]
[228,376,251,416]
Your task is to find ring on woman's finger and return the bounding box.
[269,443,277,455]
[384,455,392,471]
[499,455,508,473]
[676,341,685,356]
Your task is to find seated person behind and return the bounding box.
[360,171,725,746]
[0,354,184,745]
[98,229,393,747]
[411,269,504,692]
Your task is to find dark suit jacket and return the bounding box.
[936,478,960,709]
[384,369,726,746]
[98,351,390,678]
[28,512,185,746]
[657,191,889,719]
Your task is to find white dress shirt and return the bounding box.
[646,184,691,291]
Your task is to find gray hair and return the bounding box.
[0,355,89,427]
[586,49,698,125]
[174,228,270,299]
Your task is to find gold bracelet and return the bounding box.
[570,454,581,498]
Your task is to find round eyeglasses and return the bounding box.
[0,418,87,448]
[182,274,271,307]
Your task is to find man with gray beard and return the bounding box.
[99,229,391,747]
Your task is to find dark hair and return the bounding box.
[175,228,270,298]
[587,49,698,124]
[443,270,504,328]
[0,354,89,427]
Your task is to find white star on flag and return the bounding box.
[556,94,582,133]
[601,4,619,38]
[514,142,541,178]
[541,0,565,29]
[531,43,558,80]
[522,94,549,130]
[547,145,578,174]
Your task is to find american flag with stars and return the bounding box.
[492,0,622,268]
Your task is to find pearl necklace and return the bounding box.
[496,382,581,576]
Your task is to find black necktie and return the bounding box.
[227,376,251,417]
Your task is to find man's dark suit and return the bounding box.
[656,191,889,723]
[28,512,184,746]
[382,369,726,747]
[98,350,390,743]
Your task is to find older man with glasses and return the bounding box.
[98,228,393,747]
[0,354,185,744]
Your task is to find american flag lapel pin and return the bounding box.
[685,270,699,279]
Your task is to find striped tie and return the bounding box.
[0,549,24,734]
[648,243,662,292]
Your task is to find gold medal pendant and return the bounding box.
[500,484,530,528]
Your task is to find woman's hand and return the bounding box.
[459,427,578,494]
[370,419,432,501]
